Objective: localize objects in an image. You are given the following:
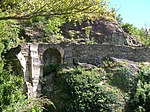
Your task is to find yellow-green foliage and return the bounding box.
[0,18,21,50]
[0,0,112,20]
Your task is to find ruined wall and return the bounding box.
[14,43,150,98]
[19,43,150,74]
[71,45,150,65]
[37,43,150,66]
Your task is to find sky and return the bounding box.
[109,0,150,28]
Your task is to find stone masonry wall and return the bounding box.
[71,45,150,66]
[15,43,150,98]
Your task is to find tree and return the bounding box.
[0,0,106,20]
[116,14,123,24]
[122,23,139,35]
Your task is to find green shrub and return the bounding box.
[14,97,55,112]
[0,19,21,51]
[53,67,125,112]
[44,17,65,36]
[0,70,26,111]
[127,66,150,112]
[108,67,137,94]
[0,69,54,112]
[121,23,150,46]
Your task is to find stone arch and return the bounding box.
[40,45,64,64]
[42,47,62,108]
[43,48,62,66]
[42,48,62,78]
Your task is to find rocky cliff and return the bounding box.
[61,19,141,46]
[22,18,141,46]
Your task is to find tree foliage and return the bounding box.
[0,70,25,111]
[121,23,150,46]
[122,23,140,35]
[0,0,107,20]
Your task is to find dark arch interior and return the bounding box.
[43,48,61,77]
[43,48,61,66]
[42,48,62,111]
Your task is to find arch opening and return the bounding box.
[42,48,61,77]
[42,48,62,111]
[43,48,61,66]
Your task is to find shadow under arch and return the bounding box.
[43,48,62,66]
[42,48,62,77]
[42,48,62,112]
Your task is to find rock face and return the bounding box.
[22,18,141,46]
[61,19,141,46]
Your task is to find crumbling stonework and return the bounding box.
[14,43,150,97]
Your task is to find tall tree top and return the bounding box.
[0,0,107,20]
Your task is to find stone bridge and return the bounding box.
[13,43,150,97]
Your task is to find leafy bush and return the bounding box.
[44,17,65,36]
[127,66,150,112]
[0,70,26,111]
[0,68,54,112]
[121,23,150,46]
[122,23,139,35]
[0,18,21,51]
[102,58,138,94]
[52,67,125,112]
[109,67,137,94]
[13,97,55,112]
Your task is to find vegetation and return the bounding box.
[0,70,25,111]
[0,0,108,20]
[0,0,150,112]
[117,14,150,46]
[41,60,150,112]
[122,23,150,46]
[0,0,111,111]
[0,69,53,111]
[127,66,150,112]
[57,67,125,112]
